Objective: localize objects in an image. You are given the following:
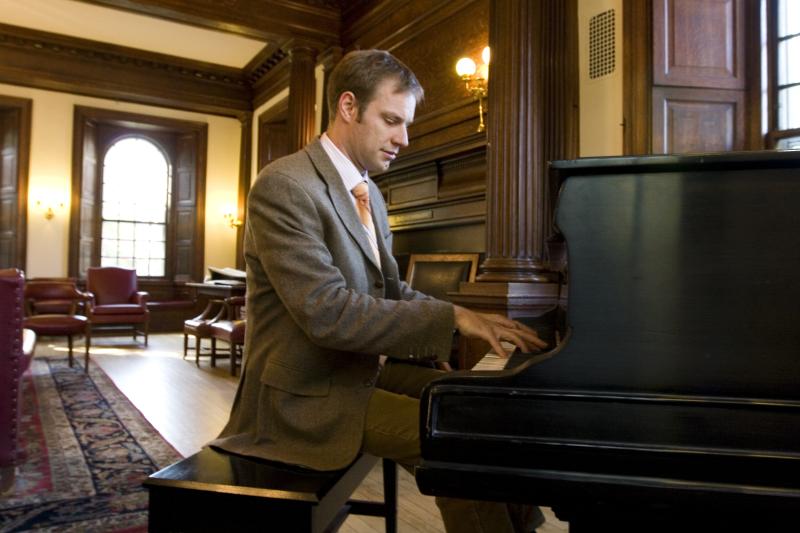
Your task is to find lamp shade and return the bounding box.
[455,57,476,77]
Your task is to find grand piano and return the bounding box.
[417,151,800,531]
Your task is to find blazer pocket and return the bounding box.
[260,360,331,397]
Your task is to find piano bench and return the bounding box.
[144,447,397,533]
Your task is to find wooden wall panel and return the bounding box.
[0,96,30,271]
[652,87,745,153]
[343,0,490,156]
[651,0,750,154]
[653,0,745,89]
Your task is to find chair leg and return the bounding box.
[210,339,217,368]
[144,317,149,347]
[67,335,74,367]
[183,333,188,359]
[195,336,202,360]
[84,332,90,373]
[382,459,398,533]
[230,344,238,376]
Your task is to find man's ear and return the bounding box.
[338,92,359,123]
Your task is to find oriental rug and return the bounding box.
[0,358,182,532]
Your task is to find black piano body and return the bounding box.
[417,151,800,531]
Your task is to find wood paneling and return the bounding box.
[653,0,745,89]
[0,96,30,270]
[652,87,745,153]
[342,0,490,156]
[650,0,752,154]
[623,0,653,155]
[286,44,318,153]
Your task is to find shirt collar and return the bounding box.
[320,132,368,192]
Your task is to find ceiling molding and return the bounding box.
[77,0,341,45]
[0,23,252,116]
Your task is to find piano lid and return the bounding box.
[417,151,800,519]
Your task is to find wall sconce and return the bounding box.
[455,46,490,132]
[223,212,243,229]
[35,199,65,220]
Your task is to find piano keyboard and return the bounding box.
[471,342,518,371]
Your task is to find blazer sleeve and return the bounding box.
[248,170,454,362]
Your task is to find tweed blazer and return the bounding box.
[210,138,455,471]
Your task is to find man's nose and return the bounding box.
[393,126,409,148]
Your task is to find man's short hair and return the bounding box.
[326,49,424,120]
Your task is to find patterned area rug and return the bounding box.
[0,358,183,532]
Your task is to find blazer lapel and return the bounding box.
[305,139,382,272]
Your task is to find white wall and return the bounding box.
[0,82,241,278]
[578,0,624,157]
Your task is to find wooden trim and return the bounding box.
[343,0,478,52]
[78,0,341,44]
[236,113,252,270]
[744,0,763,149]
[0,94,32,270]
[406,253,480,285]
[623,0,653,155]
[0,23,250,117]
[252,61,291,111]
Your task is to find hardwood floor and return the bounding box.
[32,333,567,532]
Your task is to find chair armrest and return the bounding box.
[224,296,246,320]
[133,291,150,305]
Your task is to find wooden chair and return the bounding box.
[85,266,150,346]
[210,296,246,375]
[22,279,90,370]
[183,299,225,365]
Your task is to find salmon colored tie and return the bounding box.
[351,181,374,231]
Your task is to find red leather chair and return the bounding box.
[210,296,245,376]
[85,267,150,346]
[1,268,35,493]
[23,279,90,370]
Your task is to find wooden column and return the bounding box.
[286,42,318,152]
[236,112,252,271]
[453,0,578,316]
[318,46,343,132]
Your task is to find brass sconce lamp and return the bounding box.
[35,199,65,220]
[455,46,490,132]
[223,211,243,229]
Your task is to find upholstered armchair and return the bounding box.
[1,268,36,493]
[23,279,90,370]
[210,296,246,376]
[85,267,150,346]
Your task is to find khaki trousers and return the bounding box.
[363,360,544,533]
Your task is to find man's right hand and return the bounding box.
[453,305,548,358]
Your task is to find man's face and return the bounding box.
[347,79,416,174]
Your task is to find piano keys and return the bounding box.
[416,151,800,531]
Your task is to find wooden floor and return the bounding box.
[32,333,567,532]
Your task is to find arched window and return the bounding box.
[100,137,170,277]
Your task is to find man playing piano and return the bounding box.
[211,49,547,532]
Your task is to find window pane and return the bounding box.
[149,260,165,277]
[776,135,800,149]
[101,136,170,277]
[118,240,134,258]
[778,85,800,129]
[101,239,118,258]
[779,0,800,37]
[778,36,800,85]
[118,222,135,240]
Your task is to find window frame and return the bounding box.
[99,134,172,279]
[765,0,800,147]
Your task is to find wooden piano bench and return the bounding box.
[144,447,397,533]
